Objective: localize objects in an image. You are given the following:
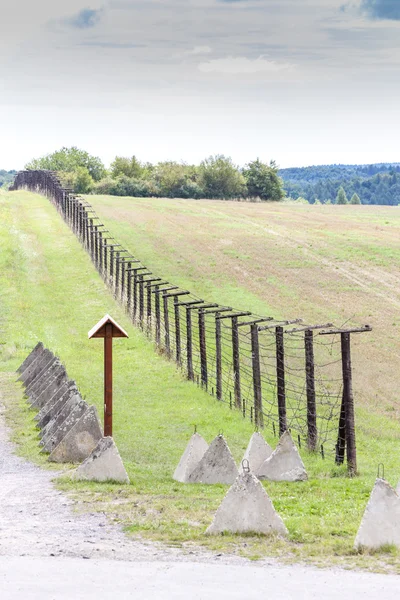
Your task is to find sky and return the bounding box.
[1,0,399,170]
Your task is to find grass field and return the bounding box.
[1,188,400,572]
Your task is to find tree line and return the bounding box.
[0,169,17,188]
[280,163,400,205]
[24,147,285,201]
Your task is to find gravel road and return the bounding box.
[1,395,399,599]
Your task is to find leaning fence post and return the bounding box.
[232,316,242,410]
[186,306,194,380]
[341,332,357,475]
[251,323,263,428]
[305,329,317,451]
[276,325,287,435]
[216,313,222,400]
[163,291,171,357]
[199,309,208,389]
[174,297,181,365]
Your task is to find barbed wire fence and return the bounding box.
[11,169,372,473]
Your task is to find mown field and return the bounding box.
[1,188,400,572]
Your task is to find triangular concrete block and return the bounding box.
[40,393,81,444]
[48,405,103,463]
[30,365,67,408]
[397,481,400,496]
[17,342,44,374]
[19,349,54,386]
[239,432,273,476]
[258,430,308,482]
[206,471,288,536]
[42,397,88,453]
[173,433,209,482]
[73,437,129,483]
[187,435,239,484]
[355,479,400,549]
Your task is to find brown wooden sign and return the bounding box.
[88,315,128,437]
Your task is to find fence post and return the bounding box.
[199,309,208,390]
[216,313,222,400]
[186,306,194,380]
[155,285,161,344]
[98,231,103,274]
[232,316,242,409]
[163,291,171,357]
[174,297,181,365]
[115,252,120,297]
[147,282,152,335]
[251,323,263,428]
[341,332,357,475]
[305,329,317,451]
[139,275,144,328]
[276,326,287,435]
[335,392,346,465]
[89,219,94,261]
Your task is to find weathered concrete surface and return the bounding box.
[43,399,88,453]
[33,380,78,427]
[258,431,308,482]
[49,406,103,463]
[17,342,44,374]
[73,437,130,484]
[173,433,208,483]
[40,393,83,443]
[354,478,400,550]
[240,432,272,476]
[26,359,62,401]
[187,435,239,485]
[206,471,288,536]
[24,355,57,393]
[36,382,77,430]
[30,365,67,408]
[18,349,54,387]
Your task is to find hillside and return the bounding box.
[2,186,400,570]
[0,169,17,188]
[279,163,400,205]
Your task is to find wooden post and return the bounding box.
[341,332,357,474]
[155,285,161,344]
[216,313,222,400]
[127,263,132,313]
[89,219,94,260]
[104,322,113,437]
[232,316,242,409]
[139,275,144,328]
[98,231,103,274]
[163,292,170,356]
[109,247,114,283]
[147,282,152,335]
[186,306,194,380]
[276,326,287,435]
[120,260,125,302]
[251,324,263,428]
[199,309,208,389]
[115,252,120,298]
[174,296,181,365]
[305,330,317,451]
[335,391,346,465]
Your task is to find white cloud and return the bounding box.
[190,45,213,55]
[198,55,293,74]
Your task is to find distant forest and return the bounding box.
[0,170,17,188]
[279,163,400,205]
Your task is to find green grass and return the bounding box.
[1,189,400,572]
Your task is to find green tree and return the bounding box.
[110,156,143,179]
[243,159,285,201]
[336,186,348,205]
[74,167,94,194]
[350,192,361,205]
[25,147,106,181]
[199,155,246,199]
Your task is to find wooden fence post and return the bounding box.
[139,274,144,328]
[115,251,120,297]
[199,309,208,389]
[155,286,161,344]
[341,332,357,475]
[186,306,194,380]
[276,326,287,435]
[305,329,317,451]
[232,316,242,410]
[174,297,181,365]
[147,282,152,335]
[163,291,170,356]
[216,313,222,400]
[251,323,263,428]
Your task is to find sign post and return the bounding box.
[88,314,128,437]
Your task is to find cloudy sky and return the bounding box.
[1,0,399,169]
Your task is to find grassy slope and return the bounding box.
[1,189,400,571]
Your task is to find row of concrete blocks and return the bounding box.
[17,342,129,483]
[173,430,308,485]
